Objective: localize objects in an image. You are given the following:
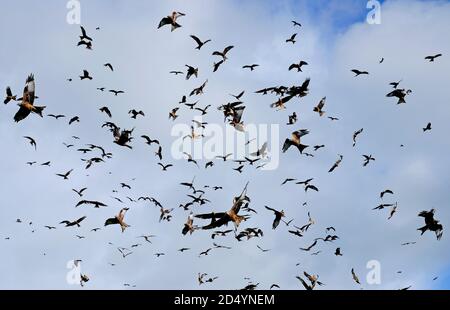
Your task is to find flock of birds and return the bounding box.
[1,10,445,290]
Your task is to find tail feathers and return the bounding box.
[398,97,406,104]
[120,222,130,233]
[296,144,309,154]
[417,226,427,235]
[33,106,46,117]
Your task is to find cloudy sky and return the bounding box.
[0,0,449,290]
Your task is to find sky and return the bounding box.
[0,0,449,290]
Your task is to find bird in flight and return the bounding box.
[105,208,130,233]
[286,33,297,44]
[282,130,309,154]
[289,60,308,72]
[242,64,259,71]
[425,53,442,62]
[417,209,443,240]
[313,97,326,116]
[190,35,211,50]
[264,206,285,230]
[351,69,369,77]
[14,74,45,122]
[158,11,185,32]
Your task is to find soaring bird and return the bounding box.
[380,189,394,199]
[282,130,309,154]
[313,97,326,116]
[287,112,297,125]
[104,208,130,232]
[242,64,259,71]
[328,154,343,173]
[99,106,112,118]
[386,88,412,104]
[212,46,234,61]
[362,155,375,167]
[69,116,80,125]
[292,20,302,27]
[158,11,185,32]
[417,209,443,240]
[109,89,125,96]
[264,206,285,229]
[4,86,16,104]
[23,136,37,150]
[353,128,363,147]
[351,268,361,284]
[56,169,73,180]
[60,216,87,227]
[14,74,45,122]
[286,33,297,44]
[185,65,199,80]
[79,70,92,80]
[425,54,442,62]
[351,69,369,77]
[79,26,93,41]
[289,61,308,72]
[423,122,432,132]
[104,63,114,71]
[76,200,107,208]
[195,183,250,229]
[128,109,145,119]
[190,35,211,50]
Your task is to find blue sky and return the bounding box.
[0,0,449,289]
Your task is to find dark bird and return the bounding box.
[286,33,297,44]
[158,11,185,31]
[328,116,339,121]
[190,79,208,96]
[281,178,296,185]
[72,187,87,197]
[353,128,363,147]
[380,189,394,199]
[60,216,86,227]
[23,136,37,150]
[328,155,343,173]
[155,146,163,160]
[158,163,173,171]
[109,89,125,96]
[351,268,361,284]
[14,74,45,122]
[417,209,443,240]
[190,35,211,50]
[423,122,432,132]
[287,112,297,125]
[335,247,343,256]
[48,114,65,119]
[185,65,199,80]
[373,203,395,211]
[79,26,92,41]
[212,45,234,61]
[141,135,159,146]
[56,169,73,180]
[44,226,56,230]
[69,116,80,125]
[128,109,145,119]
[313,97,326,116]
[389,80,402,89]
[300,240,318,252]
[183,152,199,167]
[97,87,105,91]
[77,40,92,50]
[104,63,114,71]
[362,154,375,167]
[351,69,369,77]
[213,59,225,72]
[4,86,16,104]
[76,200,107,208]
[289,61,308,72]
[242,64,259,71]
[264,206,285,230]
[282,129,309,154]
[292,20,302,27]
[386,88,412,104]
[314,145,325,151]
[170,71,183,75]
[425,54,442,62]
[99,106,112,118]
[169,107,179,120]
[79,70,92,80]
